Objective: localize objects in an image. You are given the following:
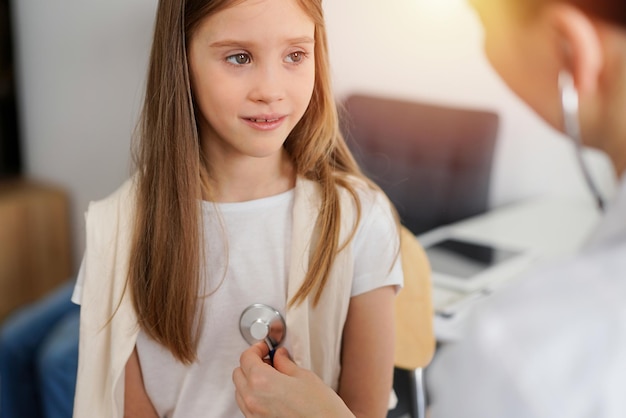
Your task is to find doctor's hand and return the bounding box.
[233,342,355,418]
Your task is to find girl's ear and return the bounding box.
[542,3,603,94]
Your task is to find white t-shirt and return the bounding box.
[73,185,402,418]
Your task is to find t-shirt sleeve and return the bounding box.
[71,255,86,305]
[351,189,403,297]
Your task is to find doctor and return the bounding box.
[427,0,626,417]
[233,0,626,416]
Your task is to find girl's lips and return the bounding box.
[242,115,287,131]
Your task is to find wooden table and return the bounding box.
[0,178,73,323]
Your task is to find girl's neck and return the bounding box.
[206,148,296,203]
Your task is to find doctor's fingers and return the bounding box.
[271,347,300,377]
[251,341,271,358]
[233,366,280,417]
[234,382,270,418]
[234,346,280,394]
[233,369,252,417]
[239,342,273,376]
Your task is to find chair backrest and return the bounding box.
[394,226,435,369]
[340,94,500,235]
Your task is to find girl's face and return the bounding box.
[188,0,316,167]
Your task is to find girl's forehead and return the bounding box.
[201,0,313,27]
[195,0,315,41]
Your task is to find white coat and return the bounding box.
[428,174,626,418]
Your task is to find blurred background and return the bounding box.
[0,0,617,416]
[3,0,617,275]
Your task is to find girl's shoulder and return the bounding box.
[338,174,392,214]
[85,176,138,230]
[89,176,137,211]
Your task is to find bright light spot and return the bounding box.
[418,0,465,16]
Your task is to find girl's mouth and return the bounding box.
[242,116,286,131]
[247,117,280,123]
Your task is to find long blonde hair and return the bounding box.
[129,0,379,363]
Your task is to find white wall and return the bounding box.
[11,0,615,270]
[11,0,157,268]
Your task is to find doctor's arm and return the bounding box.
[124,346,159,418]
[233,343,355,417]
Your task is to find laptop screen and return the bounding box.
[425,238,521,279]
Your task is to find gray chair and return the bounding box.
[339,94,499,418]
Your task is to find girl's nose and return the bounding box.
[249,64,285,104]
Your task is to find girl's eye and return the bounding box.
[226,53,251,65]
[285,51,306,64]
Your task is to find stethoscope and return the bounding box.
[239,303,286,365]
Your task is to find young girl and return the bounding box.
[72,0,402,417]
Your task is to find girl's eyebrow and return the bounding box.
[209,36,315,48]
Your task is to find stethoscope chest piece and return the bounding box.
[239,303,286,350]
